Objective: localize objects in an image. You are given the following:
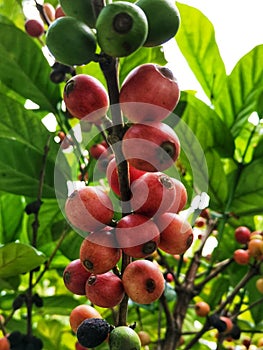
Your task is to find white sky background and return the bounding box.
[164,0,263,98]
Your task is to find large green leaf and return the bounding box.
[176,3,226,101]
[0,1,24,28]
[0,21,61,112]
[174,92,235,157]
[0,194,24,244]
[27,199,65,248]
[230,159,263,216]
[0,137,57,198]
[0,94,70,198]
[205,149,229,211]
[214,45,263,136]
[0,242,46,278]
[0,94,56,156]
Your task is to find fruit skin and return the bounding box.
[233,249,250,265]
[106,157,145,196]
[25,19,44,37]
[122,122,180,172]
[109,326,141,350]
[234,226,251,244]
[0,336,10,350]
[138,330,151,346]
[130,172,176,217]
[63,74,109,122]
[65,186,114,232]
[63,259,91,295]
[136,0,180,47]
[55,5,65,19]
[75,341,88,350]
[89,143,108,160]
[120,64,180,122]
[256,277,263,293]
[43,3,56,22]
[85,272,125,308]
[167,178,188,213]
[248,238,263,259]
[195,301,210,317]
[122,259,165,304]
[116,213,160,258]
[77,318,110,348]
[59,0,97,28]
[46,17,96,66]
[69,304,102,333]
[96,1,148,57]
[79,230,121,274]
[219,316,233,334]
[155,213,193,255]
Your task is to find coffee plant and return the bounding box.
[0,1,263,349]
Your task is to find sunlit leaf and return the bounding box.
[0,20,61,112]
[176,3,226,101]
[0,242,46,278]
[214,45,263,136]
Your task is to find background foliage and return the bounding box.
[0,0,262,349]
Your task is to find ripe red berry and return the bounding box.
[85,272,125,308]
[122,122,180,172]
[155,213,193,255]
[89,143,108,160]
[65,186,114,232]
[106,157,145,196]
[0,336,10,350]
[234,226,251,244]
[122,259,165,304]
[63,259,91,295]
[63,74,109,122]
[120,63,180,123]
[55,5,65,19]
[79,230,121,274]
[130,172,177,217]
[167,178,188,213]
[25,19,45,37]
[195,301,210,317]
[116,213,160,258]
[219,316,233,334]
[233,249,250,265]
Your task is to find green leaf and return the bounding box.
[214,45,263,136]
[0,137,57,198]
[230,159,263,216]
[41,295,80,315]
[0,94,57,156]
[0,4,24,28]
[176,3,226,101]
[119,46,167,84]
[0,194,24,243]
[253,136,263,160]
[27,199,66,248]
[205,149,229,211]
[0,242,46,278]
[175,92,235,157]
[0,21,61,112]
[59,230,83,261]
[0,275,20,291]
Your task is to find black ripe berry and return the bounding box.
[77,318,110,348]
